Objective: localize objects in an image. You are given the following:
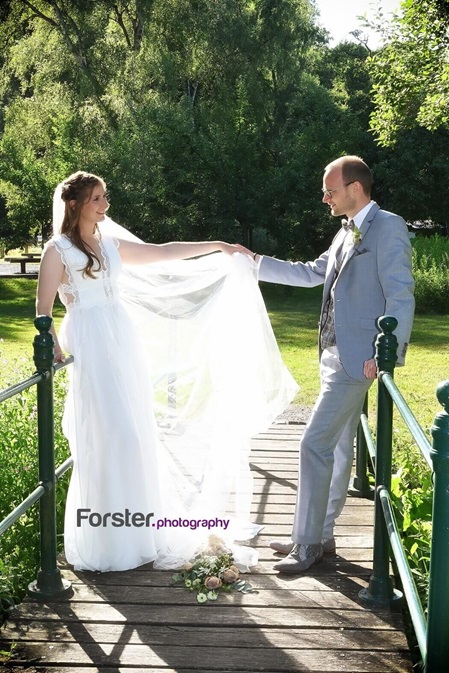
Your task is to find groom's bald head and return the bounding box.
[325,156,373,197]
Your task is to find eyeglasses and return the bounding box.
[321,181,355,198]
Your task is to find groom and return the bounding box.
[255,155,415,573]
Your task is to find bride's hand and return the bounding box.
[54,347,66,363]
[220,243,254,257]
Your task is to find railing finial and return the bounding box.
[435,380,449,415]
[375,315,398,375]
[33,315,54,373]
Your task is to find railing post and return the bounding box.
[359,315,402,608]
[426,381,449,672]
[28,315,72,599]
[349,394,374,498]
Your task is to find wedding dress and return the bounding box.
[50,220,298,572]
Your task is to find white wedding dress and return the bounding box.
[50,225,298,572]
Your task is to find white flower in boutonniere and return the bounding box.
[352,225,362,246]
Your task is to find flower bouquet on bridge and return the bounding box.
[172,534,256,603]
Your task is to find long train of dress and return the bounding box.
[52,223,298,572]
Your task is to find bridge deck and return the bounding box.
[1,423,413,672]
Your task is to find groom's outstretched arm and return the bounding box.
[258,250,328,288]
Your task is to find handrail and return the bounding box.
[381,372,432,470]
[378,485,427,658]
[355,315,449,673]
[360,412,376,464]
[55,456,74,480]
[0,372,44,402]
[0,456,75,537]
[0,484,46,536]
[0,358,73,403]
[0,316,73,600]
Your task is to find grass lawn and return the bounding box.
[1,276,449,433]
[0,278,65,379]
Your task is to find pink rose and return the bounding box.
[204,576,222,590]
[223,567,239,583]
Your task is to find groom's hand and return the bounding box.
[363,358,377,379]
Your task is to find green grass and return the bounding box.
[2,277,448,422]
[260,283,322,405]
[0,279,65,374]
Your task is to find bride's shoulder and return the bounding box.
[46,233,72,250]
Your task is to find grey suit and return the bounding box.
[259,203,415,544]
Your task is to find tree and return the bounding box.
[367,0,449,145]
[371,127,449,234]
[0,0,382,256]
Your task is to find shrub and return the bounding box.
[412,235,449,313]
[0,361,70,623]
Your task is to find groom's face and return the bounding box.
[322,167,356,218]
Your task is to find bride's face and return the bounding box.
[79,183,110,228]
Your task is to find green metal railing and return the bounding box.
[351,315,449,673]
[0,315,73,600]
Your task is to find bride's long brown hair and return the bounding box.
[59,171,105,279]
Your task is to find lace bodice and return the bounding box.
[50,234,122,310]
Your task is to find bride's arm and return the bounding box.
[36,244,66,362]
[116,239,251,265]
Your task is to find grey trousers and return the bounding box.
[292,347,373,545]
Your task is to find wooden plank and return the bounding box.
[54,569,371,592]
[250,524,374,536]
[252,470,300,476]
[0,669,412,673]
[253,513,374,525]
[17,583,374,611]
[4,642,412,672]
[8,603,405,629]
[250,495,374,506]
[1,623,410,650]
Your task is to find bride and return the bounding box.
[36,170,298,573]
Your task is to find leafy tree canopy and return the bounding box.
[367,0,449,145]
[2,0,447,254]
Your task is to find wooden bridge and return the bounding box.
[1,422,413,672]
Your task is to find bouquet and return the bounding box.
[172,535,256,603]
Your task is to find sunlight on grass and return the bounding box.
[261,283,321,405]
[1,277,448,422]
[0,279,65,377]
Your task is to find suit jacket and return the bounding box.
[258,203,415,380]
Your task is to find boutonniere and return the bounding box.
[352,225,362,246]
[342,219,362,247]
